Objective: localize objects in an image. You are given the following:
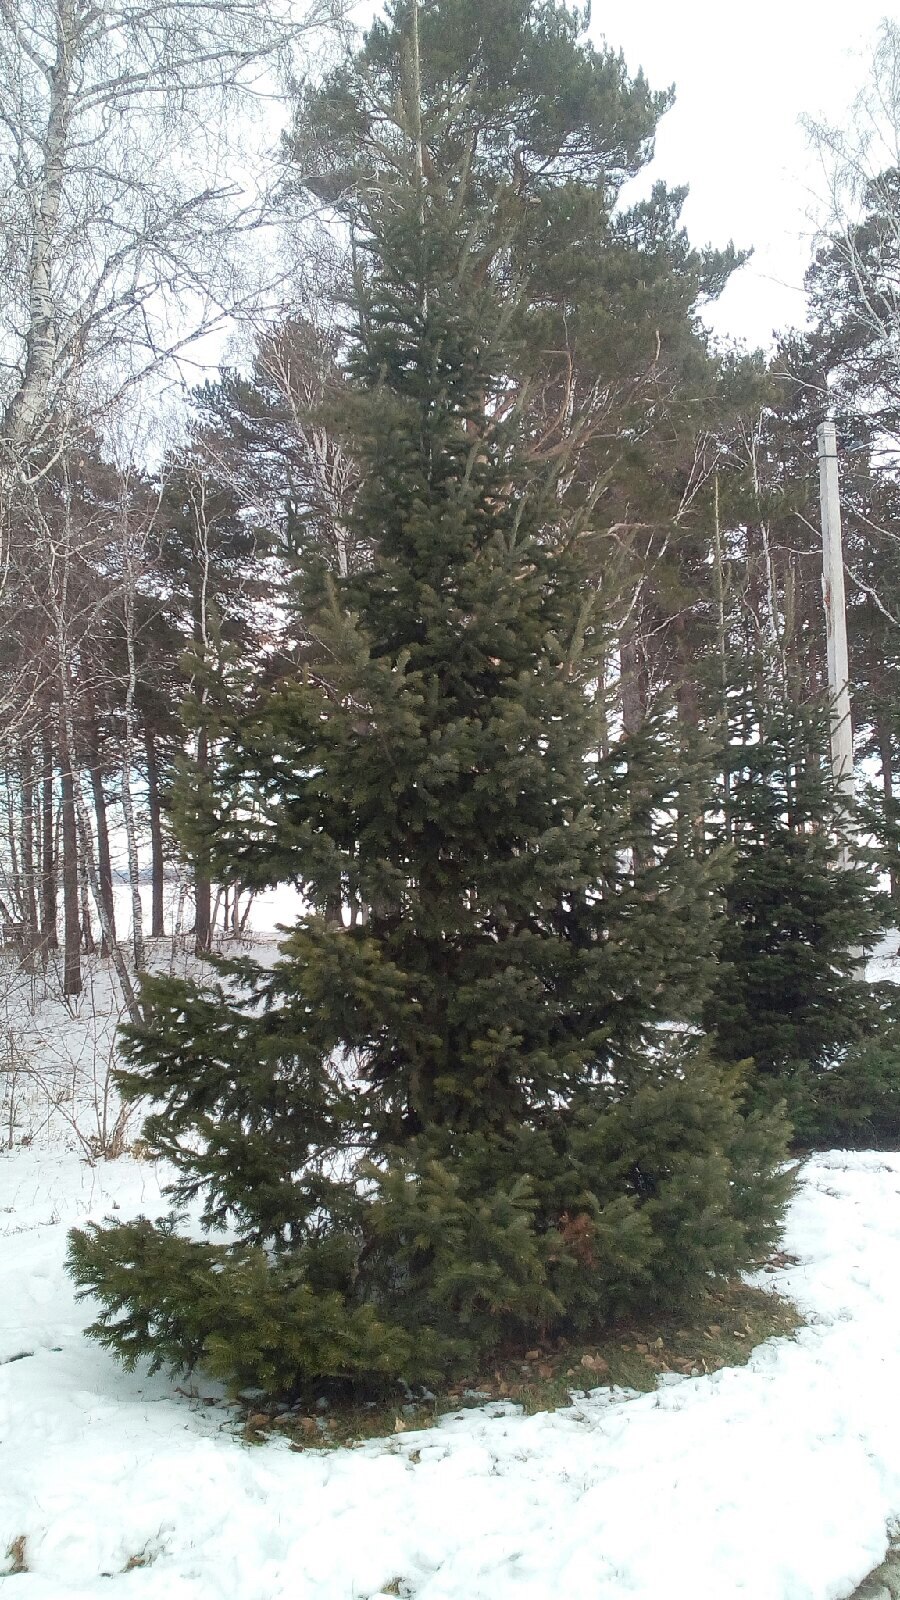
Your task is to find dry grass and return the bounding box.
[241,1271,802,1452]
[5,1535,27,1575]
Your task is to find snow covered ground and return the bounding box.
[1,1148,900,1599]
[0,936,286,1155]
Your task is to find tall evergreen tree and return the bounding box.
[69,1,789,1398]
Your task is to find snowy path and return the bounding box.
[2,1150,900,1599]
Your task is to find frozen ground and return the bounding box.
[1,937,899,1597]
[1,1147,900,1598]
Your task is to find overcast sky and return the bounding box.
[587,0,892,350]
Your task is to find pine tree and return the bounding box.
[69,0,789,1399]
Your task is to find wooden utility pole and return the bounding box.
[818,420,855,862]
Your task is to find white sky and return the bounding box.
[588,0,892,350]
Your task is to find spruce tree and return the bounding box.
[697,346,888,1127]
[705,663,881,1117]
[69,0,790,1398]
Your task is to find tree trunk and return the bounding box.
[121,580,144,971]
[324,890,344,927]
[144,724,165,938]
[620,625,645,741]
[712,470,732,841]
[20,742,39,954]
[194,723,211,956]
[673,611,704,844]
[593,645,610,763]
[620,616,651,872]
[2,0,76,446]
[120,755,144,972]
[58,674,142,1022]
[79,844,96,956]
[878,717,899,904]
[40,713,57,953]
[4,762,23,918]
[59,738,81,997]
[85,700,117,956]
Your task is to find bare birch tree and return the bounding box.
[0,0,344,575]
[803,21,900,453]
